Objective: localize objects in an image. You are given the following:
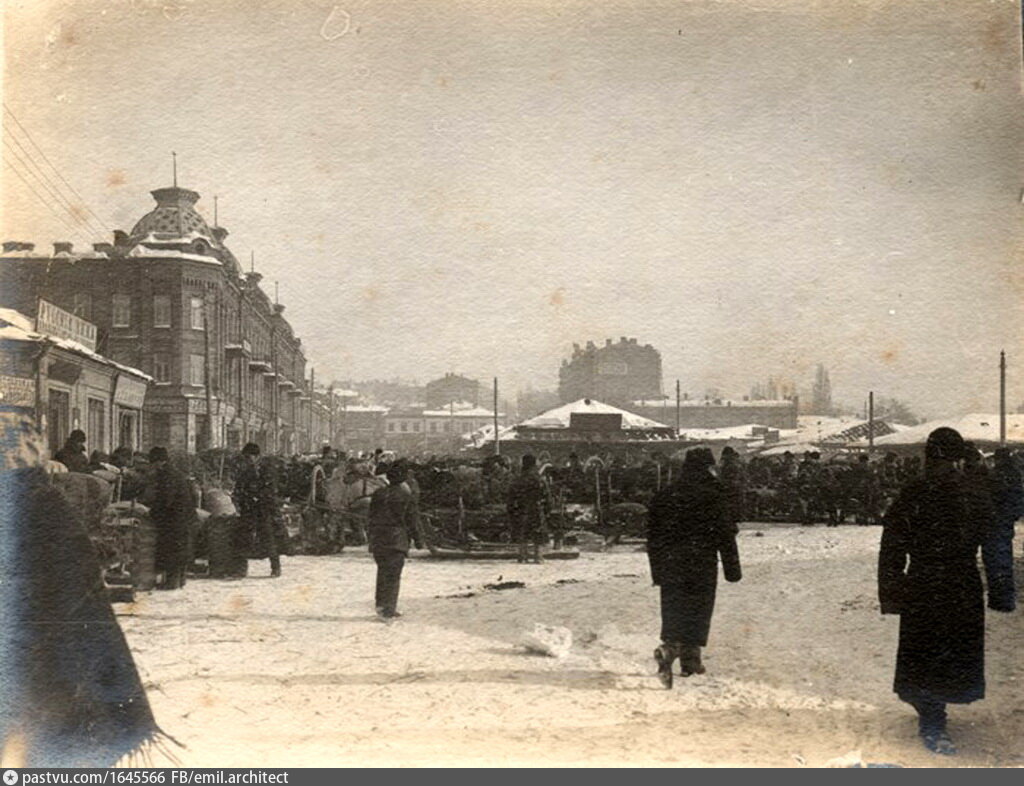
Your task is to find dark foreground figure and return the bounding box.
[368,461,421,619]
[0,466,169,766]
[646,447,742,688]
[507,453,549,563]
[140,446,195,590]
[233,442,282,577]
[879,427,1014,756]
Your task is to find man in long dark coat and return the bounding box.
[368,461,421,619]
[506,453,549,563]
[233,442,282,577]
[141,446,195,590]
[878,427,1013,755]
[647,447,742,688]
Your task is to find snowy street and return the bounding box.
[120,526,1024,767]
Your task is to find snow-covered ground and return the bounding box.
[119,525,1024,768]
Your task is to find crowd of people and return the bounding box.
[38,423,1024,758]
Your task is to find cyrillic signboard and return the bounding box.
[0,374,36,407]
[114,374,148,409]
[37,298,97,352]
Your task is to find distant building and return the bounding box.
[336,404,389,454]
[492,398,679,461]
[558,337,662,406]
[632,397,798,430]
[384,404,505,454]
[425,373,481,409]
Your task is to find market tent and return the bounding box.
[518,398,670,431]
[873,413,1024,448]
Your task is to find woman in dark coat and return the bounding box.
[878,427,1011,755]
[142,446,196,590]
[647,447,742,688]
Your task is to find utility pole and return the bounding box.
[309,367,315,452]
[493,377,500,455]
[675,379,681,436]
[868,390,875,454]
[1000,350,1007,447]
[328,383,335,447]
[202,293,215,450]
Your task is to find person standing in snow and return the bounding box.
[647,447,741,688]
[233,443,282,578]
[367,461,421,619]
[506,453,549,563]
[878,427,1013,755]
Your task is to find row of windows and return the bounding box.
[385,419,488,434]
[101,294,206,330]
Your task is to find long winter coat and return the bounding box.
[878,468,998,704]
[368,483,419,555]
[506,469,549,540]
[143,464,196,573]
[647,467,741,590]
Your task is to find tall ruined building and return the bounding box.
[558,337,663,406]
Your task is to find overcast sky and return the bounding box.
[3,0,1022,418]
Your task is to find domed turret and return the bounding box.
[129,186,216,248]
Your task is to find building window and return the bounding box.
[400,421,408,433]
[413,421,421,432]
[153,353,170,383]
[387,422,396,432]
[112,294,131,327]
[73,292,92,321]
[189,354,205,387]
[87,398,105,453]
[153,295,171,328]
[190,296,205,331]
[428,421,437,433]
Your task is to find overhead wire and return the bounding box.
[3,158,92,242]
[3,102,113,236]
[2,135,104,240]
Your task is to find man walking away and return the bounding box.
[233,442,282,577]
[507,453,549,563]
[647,447,741,688]
[879,427,1012,756]
[141,447,195,590]
[368,461,420,619]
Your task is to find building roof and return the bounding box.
[677,424,776,441]
[129,187,216,246]
[0,308,152,381]
[634,398,795,409]
[519,398,670,430]
[873,414,1024,447]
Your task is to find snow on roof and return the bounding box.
[519,399,670,430]
[128,243,222,265]
[677,424,775,441]
[874,414,1024,446]
[332,388,361,398]
[343,405,389,413]
[0,308,152,381]
[421,407,501,418]
[634,398,795,408]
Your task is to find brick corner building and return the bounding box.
[0,184,325,454]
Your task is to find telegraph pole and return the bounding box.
[493,377,500,455]
[309,367,316,452]
[1000,350,1007,446]
[867,391,875,454]
[675,379,681,436]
